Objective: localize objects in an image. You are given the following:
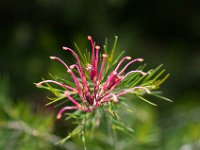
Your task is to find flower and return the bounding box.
[36,36,151,119]
[35,36,171,147]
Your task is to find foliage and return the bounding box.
[0,76,71,150]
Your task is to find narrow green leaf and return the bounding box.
[136,94,157,106]
[144,64,163,82]
[152,93,173,102]
[156,73,170,86]
[46,96,66,106]
[130,74,147,87]
[151,69,166,83]
[57,126,81,144]
[103,38,108,54]
[74,42,87,64]
[112,119,134,133]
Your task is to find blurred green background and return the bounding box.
[0,0,200,150]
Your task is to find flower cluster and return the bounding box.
[36,36,151,119]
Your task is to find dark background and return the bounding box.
[0,0,200,149]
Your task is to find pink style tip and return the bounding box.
[35,83,41,87]
[49,56,56,60]
[95,45,100,50]
[56,114,62,119]
[126,56,131,60]
[87,35,92,40]
[62,46,69,50]
[102,54,107,58]
[138,58,144,62]
[141,72,147,76]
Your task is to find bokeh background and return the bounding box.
[0,0,200,150]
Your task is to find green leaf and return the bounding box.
[46,96,66,106]
[103,38,108,54]
[136,94,157,106]
[151,92,173,102]
[112,119,134,134]
[144,64,163,82]
[109,36,118,63]
[57,126,82,144]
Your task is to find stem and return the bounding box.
[102,71,117,92]
[97,54,107,85]
[94,46,100,77]
[118,58,144,76]
[114,56,131,72]
[63,47,89,91]
[64,91,82,107]
[70,64,82,80]
[93,46,100,101]
[56,106,78,119]
[88,36,95,67]
[36,80,76,91]
[117,86,151,97]
[50,56,82,94]
[120,70,147,80]
[50,56,70,70]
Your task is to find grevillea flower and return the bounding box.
[36,36,151,119]
[35,36,170,146]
